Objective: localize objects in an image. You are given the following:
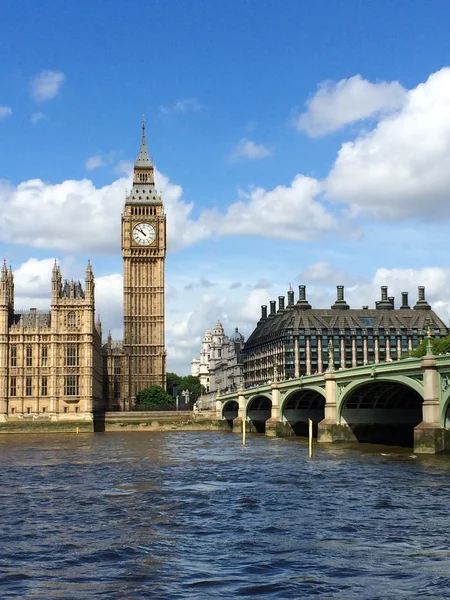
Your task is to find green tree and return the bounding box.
[408,334,450,358]
[179,375,202,399]
[166,372,181,396]
[136,385,175,408]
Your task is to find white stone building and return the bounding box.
[191,321,245,408]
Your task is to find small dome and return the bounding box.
[230,327,244,342]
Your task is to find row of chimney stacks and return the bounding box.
[260,285,431,320]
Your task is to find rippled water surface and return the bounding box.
[1,432,450,599]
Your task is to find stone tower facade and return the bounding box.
[0,261,103,423]
[121,120,166,401]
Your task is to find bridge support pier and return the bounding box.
[265,382,280,437]
[414,356,450,454]
[317,372,355,443]
[230,389,246,434]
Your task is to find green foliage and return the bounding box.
[136,385,175,408]
[165,372,202,399]
[166,372,181,396]
[408,335,450,358]
[180,375,202,398]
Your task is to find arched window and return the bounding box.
[67,311,76,327]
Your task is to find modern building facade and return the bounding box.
[0,261,103,421]
[192,321,245,407]
[103,121,167,409]
[243,284,449,387]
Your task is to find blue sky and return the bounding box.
[2,0,450,372]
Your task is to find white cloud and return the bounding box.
[229,138,271,161]
[31,70,65,102]
[85,155,106,171]
[296,74,406,137]
[115,160,134,175]
[326,67,450,220]
[213,175,337,241]
[0,106,12,119]
[14,258,55,302]
[160,98,204,115]
[30,112,47,125]
[0,168,340,254]
[0,169,211,254]
[299,261,348,284]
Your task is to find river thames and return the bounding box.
[0,432,449,599]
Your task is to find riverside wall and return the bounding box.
[0,419,94,434]
[0,411,227,434]
[101,410,228,433]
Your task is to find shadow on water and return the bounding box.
[93,410,106,432]
[348,423,415,448]
[287,420,319,438]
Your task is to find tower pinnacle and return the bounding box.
[135,116,153,169]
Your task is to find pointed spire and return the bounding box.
[85,259,94,279]
[134,116,153,168]
[1,260,8,281]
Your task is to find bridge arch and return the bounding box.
[338,377,424,447]
[222,399,239,424]
[246,394,272,434]
[281,387,326,437]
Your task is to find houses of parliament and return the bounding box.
[0,122,166,424]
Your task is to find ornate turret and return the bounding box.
[7,265,14,307]
[51,260,62,302]
[0,261,8,304]
[85,260,94,300]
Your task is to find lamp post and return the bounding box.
[425,318,433,356]
[327,339,335,372]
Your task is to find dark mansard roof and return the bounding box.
[244,285,449,350]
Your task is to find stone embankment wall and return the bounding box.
[102,410,227,432]
[0,419,94,434]
[0,411,226,434]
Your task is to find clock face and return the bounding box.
[132,223,156,246]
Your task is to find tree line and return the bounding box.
[135,372,203,408]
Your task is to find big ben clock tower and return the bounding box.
[122,119,166,402]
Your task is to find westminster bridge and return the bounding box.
[216,354,450,454]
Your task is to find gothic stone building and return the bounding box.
[102,121,167,410]
[0,123,167,423]
[243,284,449,387]
[0,261,103,422]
